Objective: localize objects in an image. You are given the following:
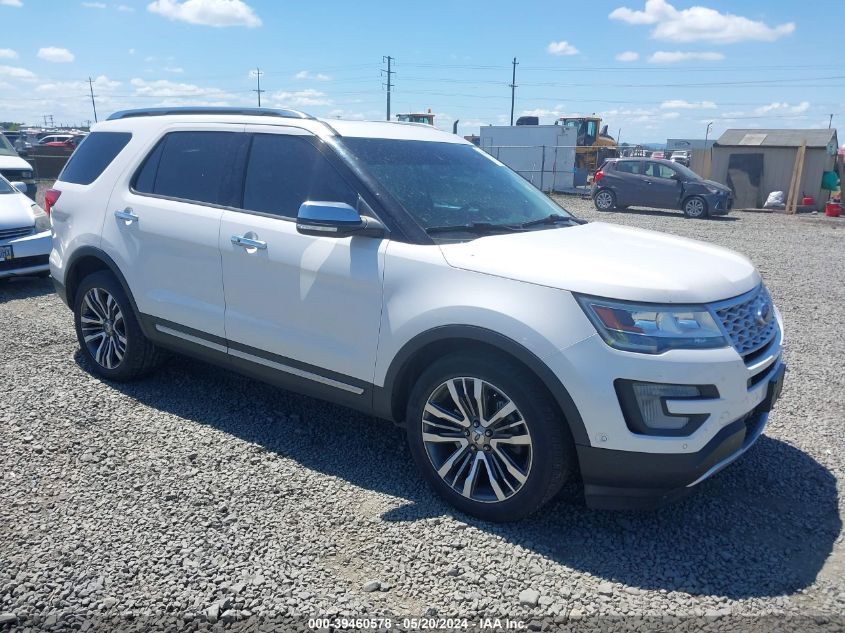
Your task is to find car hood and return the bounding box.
[0,191,35,230]
[438,222,759,303]
[0,154,33,171]
[697,179,731,193]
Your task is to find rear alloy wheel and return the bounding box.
[406,353,574,522]
[594,189,616,211]
[73,271,163,381]
[80,287,127,370]
[683,196,709,219]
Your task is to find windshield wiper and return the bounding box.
[519,213,581,228]
[425,222,523,235]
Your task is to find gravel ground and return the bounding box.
[1,197,844,631]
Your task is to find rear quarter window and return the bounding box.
[58,132,132,185]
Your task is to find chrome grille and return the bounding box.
[0,226,33,240]
[714,285,778,357]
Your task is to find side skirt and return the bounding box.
[140,315,378,417]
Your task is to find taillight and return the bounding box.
[595,170,605,182]
[44,189,61,215]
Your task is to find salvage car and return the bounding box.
[49,108,783,520]
[0,174,51,279]
[593,157,733,218]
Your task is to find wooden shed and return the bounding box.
[710,128,839,210]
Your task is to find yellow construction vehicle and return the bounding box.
[557,116,617,176]
[396,109,435,125]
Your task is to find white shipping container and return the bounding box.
[479,125,577,192]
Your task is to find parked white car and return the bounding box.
[0,175,51,279]
[49,108,785,521]
[0,133,37,200]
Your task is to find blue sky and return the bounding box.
[0,0,842,142]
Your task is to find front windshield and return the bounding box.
[672,162,702,180]
[0,134,17,157]
[341,138,572,232]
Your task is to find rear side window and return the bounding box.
[133,131,248,206]
[242,134,358,219]
[615,161,640,175]
[58,132,131,185]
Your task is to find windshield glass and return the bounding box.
[340,138,572,233]
[0,134,17,157]
[671,162,702,180]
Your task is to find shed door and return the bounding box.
[727,153,764,209]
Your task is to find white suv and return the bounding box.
[49,107,785,521]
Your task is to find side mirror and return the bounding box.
[10,181,27,193]
[296,201,387,238]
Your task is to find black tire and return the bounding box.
[406,352,575,522]
[73,270,163,381]
[593,188,616,211]
[683,195,709,219]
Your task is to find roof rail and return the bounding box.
[106,107,313,121]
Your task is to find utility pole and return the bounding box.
[88,77,98,123]
[617,128,622,147]
[382,56,394,121]
[509,57,518,126]
[829,114,834,129]
[252,67,265,107]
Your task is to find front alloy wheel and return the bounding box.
[80,288,127,369]
[422,377,532,503]
[406,353,574,521]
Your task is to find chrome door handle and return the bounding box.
[114,208,139,223]
[231,235,267,250]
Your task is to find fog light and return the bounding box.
[615,380,717,436]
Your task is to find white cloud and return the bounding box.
[270,89,331,107]
[660,99,717,109]
[327,109,366,121]
[163,66,184,73]
[0,65,35,79]
[615,51,639,62]
[0,0,23,7]
[755,101,811,115]
[648,50,724,63]
[128,48,136,54]
[37,75,121,94]
[294,70,331,81]
[610,0,795,44]
[37,47,75,63]
[130,77,232,99]
[116,4,134,10]
[147,0,261,28]
[661,111,681,120]
[547,41,579,56]
[82,2,107,7]
[0,48,17,59]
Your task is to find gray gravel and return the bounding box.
[1,198,844,631]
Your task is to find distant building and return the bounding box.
[666,138,715,151]
[711,128,839,209]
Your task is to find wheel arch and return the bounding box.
[377,325,590,446]
[64,247,147,335]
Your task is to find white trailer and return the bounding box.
[479,125,577,193]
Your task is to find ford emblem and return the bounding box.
[755,300,773,326]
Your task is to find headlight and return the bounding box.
[32,204,51,233]
[576,295,728,353]
[706,185,723,195]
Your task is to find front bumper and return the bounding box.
[704,191,733,215]
[0,230,51,278]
